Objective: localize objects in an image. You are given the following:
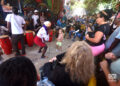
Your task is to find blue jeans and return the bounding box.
[72,32,85,41]
[69,30,75,38]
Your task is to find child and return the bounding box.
[56,29,64,51]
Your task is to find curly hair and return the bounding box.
[0,56,37,86]
[61,41,94,85]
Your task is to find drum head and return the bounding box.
[0,35,8,39]
[25,30,33,33]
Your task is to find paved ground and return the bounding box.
[2,37,74,72]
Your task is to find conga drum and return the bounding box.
[0,35,12,55]
[49,30,53,42]
[25,30,35,47]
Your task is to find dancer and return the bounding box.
[34,21,51,58]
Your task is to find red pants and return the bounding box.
[34,36,46,47]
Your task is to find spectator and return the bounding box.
[100,59,120,86]
[0,56,37,86]
[40,12,46,26]
[85,10,111,56]
[32,10,39,29]
[105,18,120,54]
[41,41,94,86]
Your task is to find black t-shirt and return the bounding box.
[86,23,110,46]
[48,63,85,86]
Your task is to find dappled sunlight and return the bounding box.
[70,0,86,17]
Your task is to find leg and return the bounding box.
[69,30,74,38]
[38,47,43,53]
[41,45,48,58]
[76,33,81,40]
[72,33,77,41]
[12,35,20,56]
[56,44,58,50]
[20,34,26,55]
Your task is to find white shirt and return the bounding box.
[32,14,39,27]
[5,14,25,34]
[37,27,49,42]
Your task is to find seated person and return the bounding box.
[0,56,37,86]
[85,10,111,56]
[68,25,75,38]
[56,18,62,27]
[72,21,85,41]
[100,59,120,86]
[40,41,95,86]
[105,18,120,53]
[100,23,120,86]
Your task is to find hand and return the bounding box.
[105,52,116,60]
[85,34,89,39]
[49,57,57,62]
[87,27,92,32]
[100,60,108,71]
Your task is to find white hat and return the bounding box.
[44,21,51,27]
[34,10,38,13]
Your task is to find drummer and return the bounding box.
[34,21,51,58]
[5,7,26,56]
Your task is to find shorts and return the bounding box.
[56,42,62,46]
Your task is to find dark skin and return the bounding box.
[108,19,120,51]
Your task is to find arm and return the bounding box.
[1,0,4,5]
[22,24,26,31]
[56,52,66,61]
[109,38,120,51]
[7,22,10,30]
[100,60,120,86]
[49,52,66,62]
[85,31,103,43]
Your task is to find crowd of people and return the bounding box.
[0,0,120,86]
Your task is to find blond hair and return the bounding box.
[61,41,94,85]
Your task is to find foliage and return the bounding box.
[24,0,37,8]
[84,0,119,15]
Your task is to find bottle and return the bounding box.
[43,77,55,86]
[37,77,55,86]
